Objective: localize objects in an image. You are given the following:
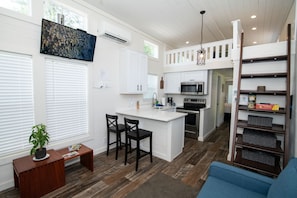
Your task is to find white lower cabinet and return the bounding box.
[119,49,148,94]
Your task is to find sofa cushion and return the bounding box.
[267,158,297,198]
[197,176,266,198]
[209,161,273,194]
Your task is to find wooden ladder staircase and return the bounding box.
[231,24,291,177]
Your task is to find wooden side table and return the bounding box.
[13,149,65,198]
[56,144,94,171]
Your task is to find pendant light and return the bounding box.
[197,10,206,65]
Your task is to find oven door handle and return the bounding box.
[176,109,200,114]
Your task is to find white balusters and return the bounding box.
[165,39,232,66]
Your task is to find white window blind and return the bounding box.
[45,58,88,142]
[0,51,34,157]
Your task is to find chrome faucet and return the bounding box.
[152,92,157,107]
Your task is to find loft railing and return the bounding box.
[165,39,233,66]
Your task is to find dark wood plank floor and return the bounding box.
[0,122,230,198]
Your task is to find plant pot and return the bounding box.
[35,148,47,159]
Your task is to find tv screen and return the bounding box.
[40,19,96,61]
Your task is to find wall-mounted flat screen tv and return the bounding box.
[40,19,97,62]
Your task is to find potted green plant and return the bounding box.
[29,123,50,159]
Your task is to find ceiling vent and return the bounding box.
[98,21,131,44]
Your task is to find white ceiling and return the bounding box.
[82,0,295,49]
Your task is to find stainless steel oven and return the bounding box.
[176,98,206,138]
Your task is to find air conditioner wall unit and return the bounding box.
[98,21,131,44]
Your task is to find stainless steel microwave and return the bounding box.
[181,81,204,95]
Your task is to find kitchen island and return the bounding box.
[116,107,187,162]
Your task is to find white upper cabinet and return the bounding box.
[164,72,181,94]
[164,70,208,94]
[119,49,148,94]
[181,70,208,82]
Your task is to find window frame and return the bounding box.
[43,0,88,31]
[144,40,159,59]
[143,74,158,101]
[0,0,32,16]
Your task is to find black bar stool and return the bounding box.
[124,117,152,171]
[106,114,125,160]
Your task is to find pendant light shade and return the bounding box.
[197,10,206,65]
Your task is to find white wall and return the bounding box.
[198,70,217,141]
[0,0,166,191]
[279,0,295,41]
[213,71,226,127]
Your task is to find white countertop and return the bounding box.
[116,107,187,122]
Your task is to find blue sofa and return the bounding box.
[197,158,297,198]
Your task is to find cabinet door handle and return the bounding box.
[140,85,142,91]
[137,85,139,91]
